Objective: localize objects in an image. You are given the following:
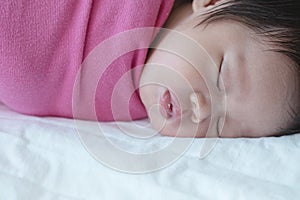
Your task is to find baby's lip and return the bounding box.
[159,89,181,119]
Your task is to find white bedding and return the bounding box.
[0,102,299,200]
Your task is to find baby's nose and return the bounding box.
[189,92,210,123]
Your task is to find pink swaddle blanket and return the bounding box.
[0,0,174,121]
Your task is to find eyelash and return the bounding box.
[216,118,221,136]
[216,117,225,137]
[217,57,224,89]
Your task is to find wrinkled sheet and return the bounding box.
[0,102,299,200]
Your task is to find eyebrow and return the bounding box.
[222,53,252,136]
[228,53,250,98]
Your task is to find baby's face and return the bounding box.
[139,3,295,137]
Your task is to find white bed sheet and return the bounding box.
[0,102,299,200]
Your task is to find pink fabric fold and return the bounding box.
[0,0,174,121]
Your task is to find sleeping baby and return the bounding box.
[0,0,299,138]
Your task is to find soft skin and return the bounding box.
[139,0,295,138]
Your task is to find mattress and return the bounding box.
[0,102,299,200]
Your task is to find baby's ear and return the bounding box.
[192,0,224,13]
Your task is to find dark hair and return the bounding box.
[197,0,300,135]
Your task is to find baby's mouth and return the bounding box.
[159,89,181,119]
